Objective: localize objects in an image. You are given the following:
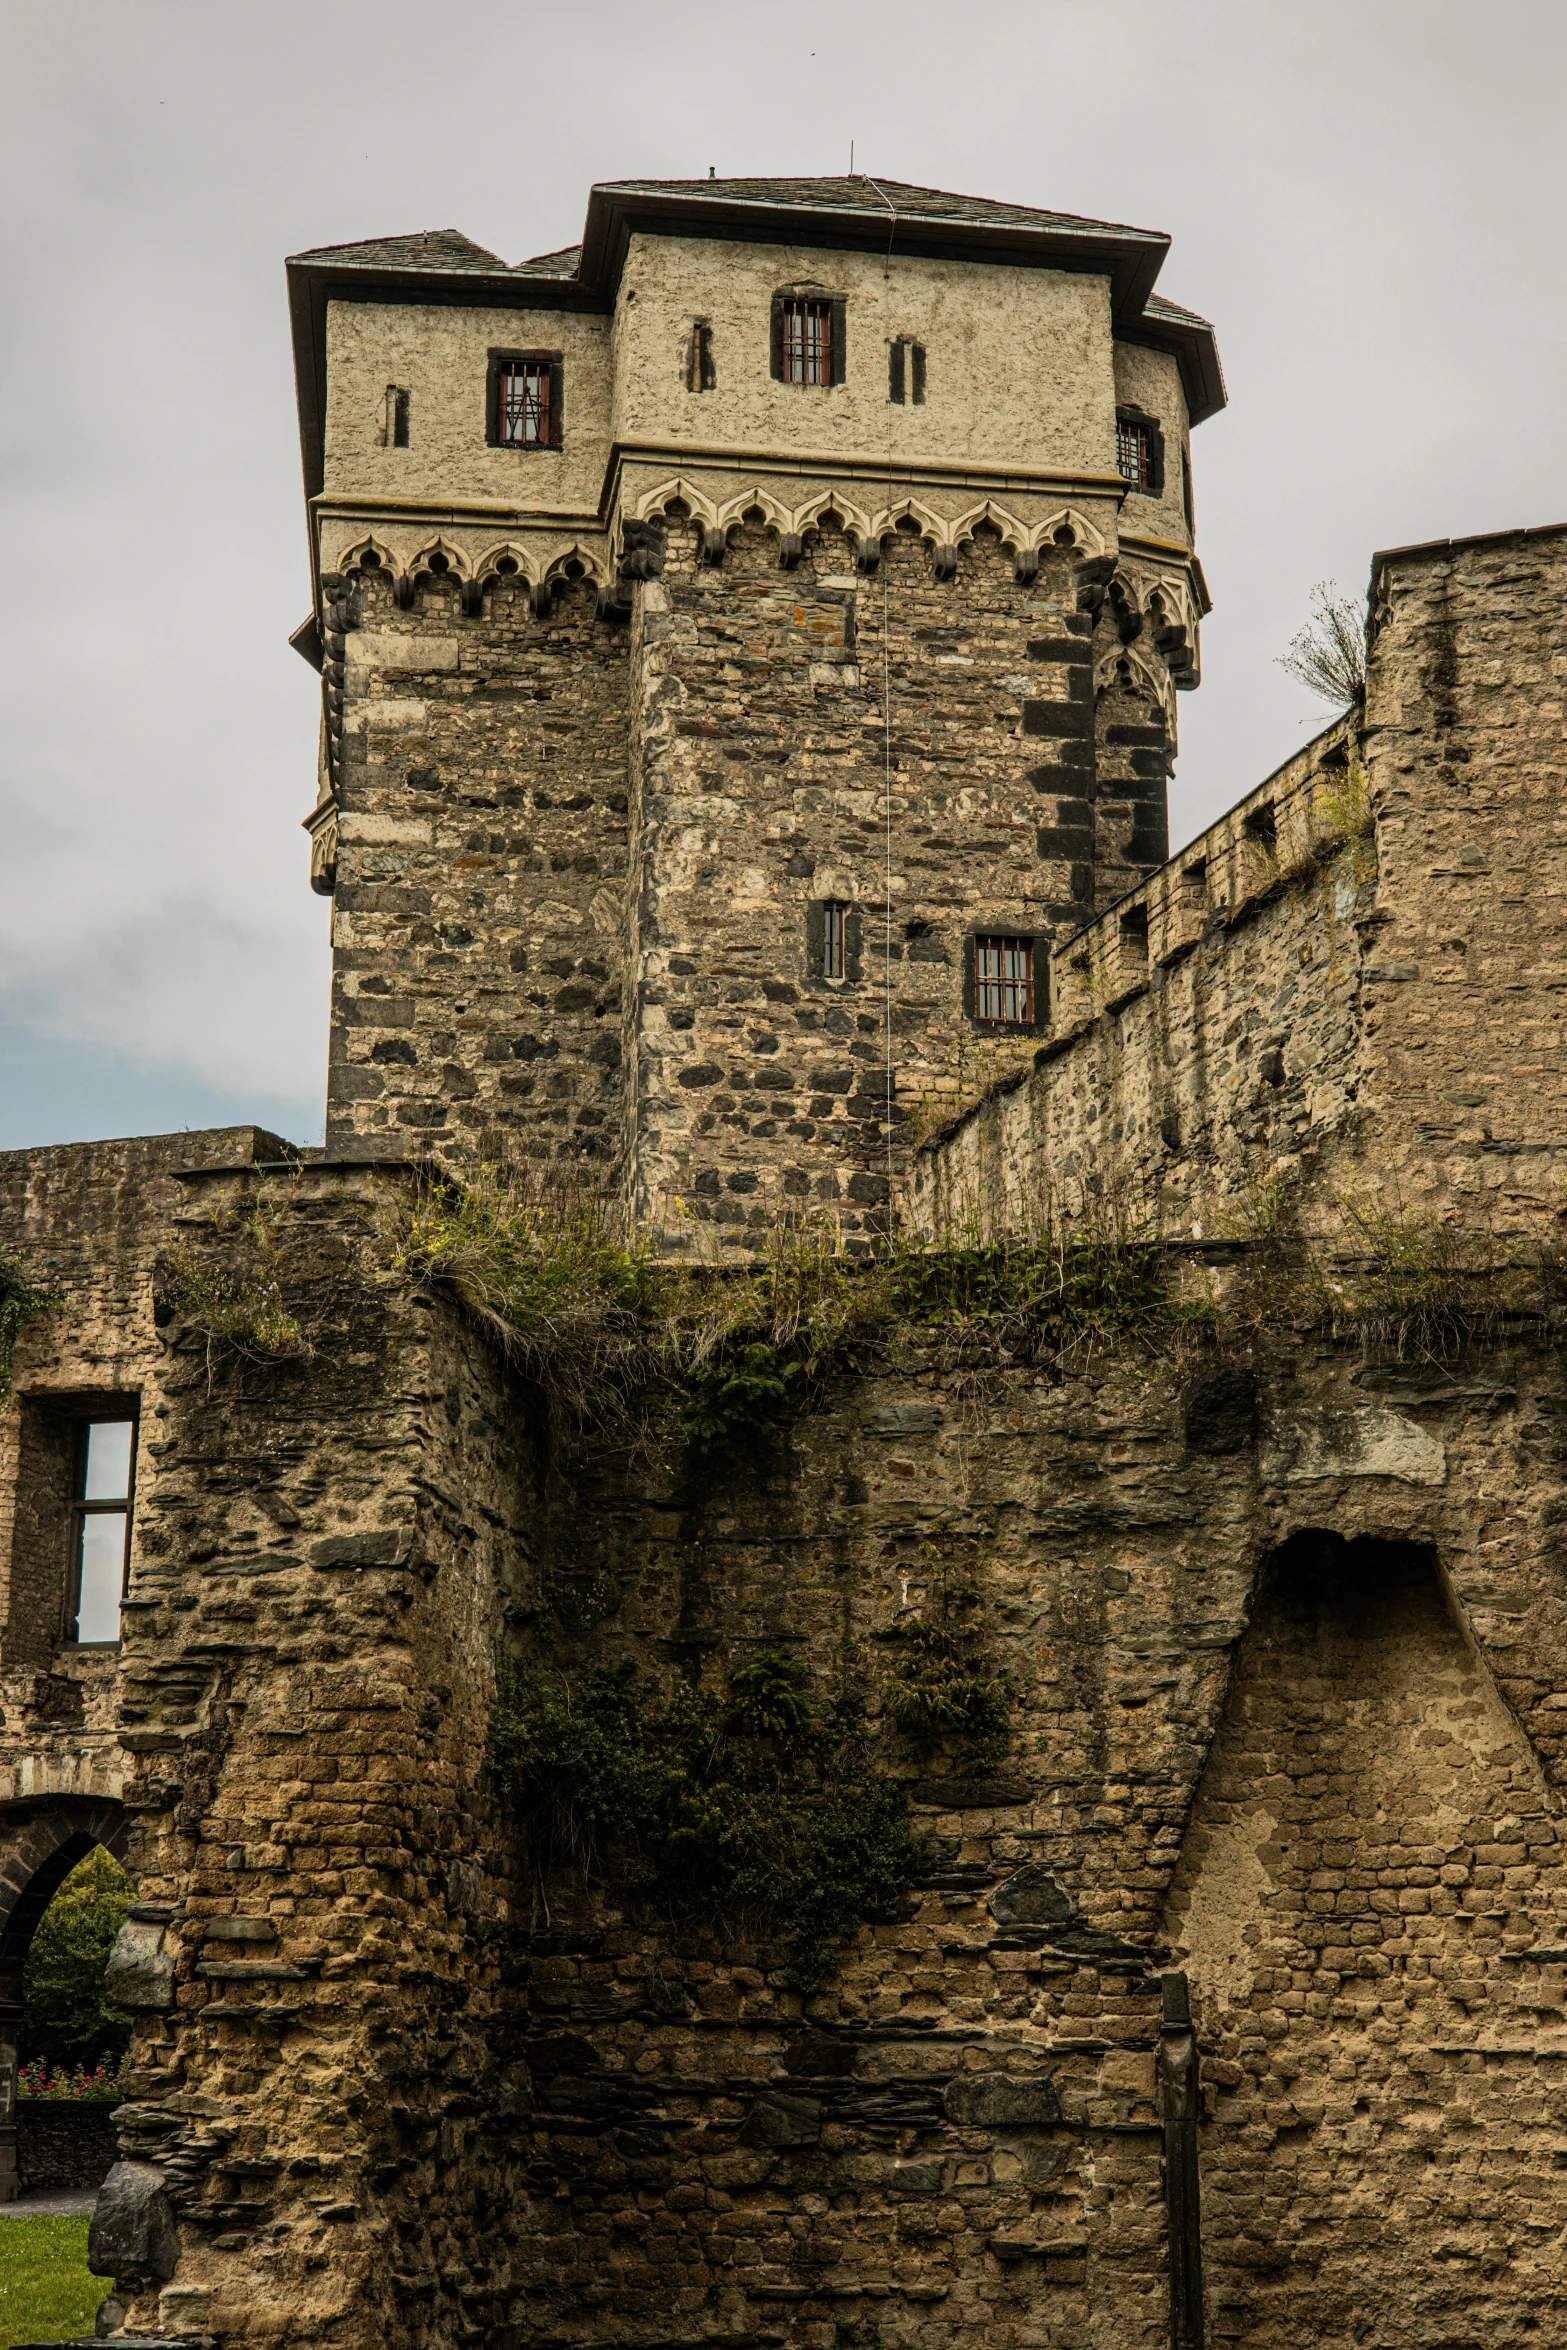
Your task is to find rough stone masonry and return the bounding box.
[2,175,1567,2350]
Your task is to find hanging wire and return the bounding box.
[862,175,900,1236]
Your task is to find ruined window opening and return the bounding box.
[685,323,716,393]
[1115,407,1165,496]
[888,339,926,406]
[822,903,846,981]
[973,936,1034,1026]
[68,1420,135,1646]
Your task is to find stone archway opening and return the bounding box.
[1162,1530,1567,2349]
[0,1798,131,2203]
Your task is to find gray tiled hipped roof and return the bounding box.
[290,228,513,273]
[591,175,1159,243]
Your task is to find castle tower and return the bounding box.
[287,177,1223,1241]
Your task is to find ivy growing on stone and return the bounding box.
[0,1245,62,1404]
[487,1648,925,1990]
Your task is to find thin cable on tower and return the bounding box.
[863,175,900,1236]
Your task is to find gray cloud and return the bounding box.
[4,0,1564,1147]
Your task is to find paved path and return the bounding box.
[0,2187,95,2215]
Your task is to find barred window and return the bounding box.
[1116,414,1153,489]
[70,1419,135,1644]
[974,936,1033,1025]
[499,361,551,446]
[823,902,846,981]
[782,299,832,386]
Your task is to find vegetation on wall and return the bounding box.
[1279,580,1366,709]
[0,1247,62,1404]
[157,1172,308,1367]
[488,1648,926,1989]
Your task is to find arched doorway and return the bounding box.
[0,1797,129,2201]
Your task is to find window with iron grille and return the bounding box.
[822,902,846,981]
[1114,406,1164,495]
[68,1418,135,1644]
[973,936,1034,1025]
[782,299,832,385]
[499,361,551,446]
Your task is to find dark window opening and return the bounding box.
[1115,406,1165,496]
[383,386,410,448]
[772,293,844,387]
[823,902,846,981]
[783,299,832,385]
[686,322,716,393]
[888,339,926,406]
[974,936,1034,1026]
[1181,448,1194,532]
[69,1420,134,1645]
[807,899,861,982]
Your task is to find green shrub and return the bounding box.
[488,1649,923,1990]
[0,1246,62,1403]
[21,1847,135,2073]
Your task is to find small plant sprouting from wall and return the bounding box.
[1279,581,1367,710]
[0,1247,62,1404]
[156,1171,309,1369]
[879,1530,1013,1769]
[487,1647,924,1990]
[1311,758,1377,890]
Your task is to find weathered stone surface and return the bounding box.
[739,2093,822,2150]
[88,2161,180,2280]
[1260,1406,1447,1486]
[944,2072,1061,2128]
[102,1919,173,2012]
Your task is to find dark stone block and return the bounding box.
[677,1064,724,1089]
[782,2035,857,2078]
[988,1865,1074,1926]
[1184,1367,1259,1454]
[1022,700,1094,740]
[309,1528,420,1570]
[88,2160,179,2282]
[370,1039,417,1066]
[1026,638,1094,664]
[1104,725,1167,747]
[945,2073,1061,2128]
[1036,827,1094,860]
[739,2093,821,2150]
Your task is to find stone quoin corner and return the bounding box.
[3,173,1567,2349]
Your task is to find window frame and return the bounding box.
[487,348,564,451]
[1114,404,1165,497]
[66,1415,137,1648]
[964,932,1045,1033]
[888,338,926,406]
[806,899,862,984]
[771,291,846,388]
[685,321,716,393]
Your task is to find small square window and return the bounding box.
[69,1419,134,1644]
[973,936,1034,1025]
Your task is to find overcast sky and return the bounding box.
[3,0,1564,1151]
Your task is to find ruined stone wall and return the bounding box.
[326,565,631,1161]
[909,717,1368,1238]
[98,1162,539,2346]
[23,1153,1561,2349]
[912,527,1567,1248]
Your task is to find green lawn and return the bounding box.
[0,2218,105,2348]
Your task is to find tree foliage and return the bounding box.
[21,1848,136,2072]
